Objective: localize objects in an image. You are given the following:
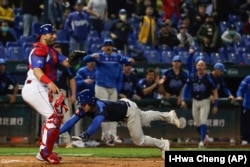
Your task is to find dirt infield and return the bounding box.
[0,156,164,167]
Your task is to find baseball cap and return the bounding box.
[0,58,6,65]
[119,9,127,14]
[75,0,84,5]
[172,55,182,62]
[194,56,205,64]
[103,39,113,46]
[214,62,226,72]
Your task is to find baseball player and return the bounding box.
[0,58,19,104]
[158,55,188,105]
[136,68,160,99]
[21,24,71,164]
[236,75,250,145]
[119,62,140,100]
[181,60,219,148]
[209,62,235,103]
[83,39,134,145]
[68,89,182,159]
[72,60,96,145]
[206,62,235,143]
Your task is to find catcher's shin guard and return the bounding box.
[40,121,61,162]
[38,89,68,163]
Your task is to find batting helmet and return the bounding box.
[77,89,96,105]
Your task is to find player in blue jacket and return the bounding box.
[236,75,250,145]
[83,39,134,145]
[75,61,96,95]
[181,59,219,148]
[64,1,90,52]
[64,89,182,160]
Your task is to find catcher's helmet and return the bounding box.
[36,24,55,39]
[77,89,96,105]
[38,24,55,35]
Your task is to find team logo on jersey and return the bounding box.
[37,60,43,65]
[193,83,206,92]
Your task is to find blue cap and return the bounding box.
[0,58,6,64]
[37,24,55,36]
[214,63,226,72]
[172,55,182,62]
[103,39,113,46]
[119,9,127,14]
[194,56,205,64]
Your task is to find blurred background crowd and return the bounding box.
[0,0,249,65]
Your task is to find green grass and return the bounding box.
[0,147,249,158]
[0,147,160,158]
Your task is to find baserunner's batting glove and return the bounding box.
[79,132,90,142]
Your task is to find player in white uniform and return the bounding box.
[21,24,71,164]
[65,89,183,160]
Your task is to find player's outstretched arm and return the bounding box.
[60,114,81,134]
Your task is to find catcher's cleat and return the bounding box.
[38,151,62,164]
[36,152,45,161]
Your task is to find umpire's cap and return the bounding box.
[77,89,96,105]
[0,58,6,65]
[214,63,226,72]
[36,24,55,39]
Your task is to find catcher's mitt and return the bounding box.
[68,50,86,66]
